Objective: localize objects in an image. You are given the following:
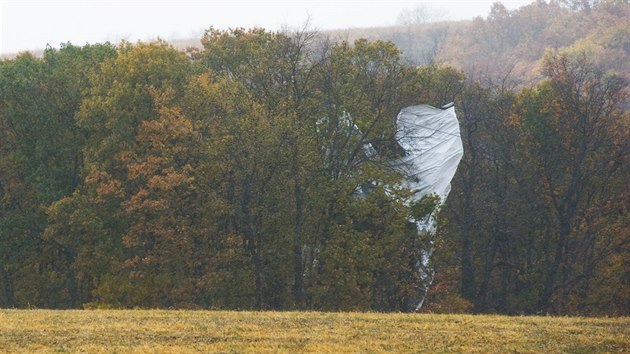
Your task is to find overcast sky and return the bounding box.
[1,0,535,55]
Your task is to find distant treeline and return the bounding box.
[330,0,629,88]
[0,25,628,315]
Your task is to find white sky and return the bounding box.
[1,0,535,55]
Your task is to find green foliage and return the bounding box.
[435,48,629,316]
[0,27,627,316]
[0,43,116,308]
[410,194,441,220]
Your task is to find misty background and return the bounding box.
[2,0,534,56]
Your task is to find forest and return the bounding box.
[0,0,628,315]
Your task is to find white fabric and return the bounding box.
[394,104,463,233]
[394,104,463,310]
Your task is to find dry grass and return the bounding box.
[0,310,628,353]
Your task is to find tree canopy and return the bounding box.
[1,27,628,315]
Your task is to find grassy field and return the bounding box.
[1,310,628,353]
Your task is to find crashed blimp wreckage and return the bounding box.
[356,103,463,310]
[314,103,463,311]
[393,103,464,310]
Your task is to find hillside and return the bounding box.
[162,1,629,88]
[6,1,628,87]
[153,0,630,88]
[330,1,629,87]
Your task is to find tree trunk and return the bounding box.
[293,177,305,309]
[538,217,570,313]
[0,261,15,307]
[241,180,264,310]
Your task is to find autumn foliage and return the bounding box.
[1,7,628,315]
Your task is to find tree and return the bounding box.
[198,28,310,309]
[436,48,629,315]
[396,5,446,25]
[0,43,116,307]
[197,30,428,311]
[45,41,197,307]
[521,50,628,313]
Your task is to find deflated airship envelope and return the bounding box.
[395,104,463,233]
[394,103,463,310]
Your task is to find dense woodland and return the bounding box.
[1,0,628,315]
